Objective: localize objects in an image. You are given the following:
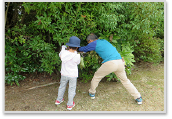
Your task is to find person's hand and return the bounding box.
[122,57,125,62]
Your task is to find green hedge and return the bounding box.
[5,2,164,85]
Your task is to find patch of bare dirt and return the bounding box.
[5,62,164,112]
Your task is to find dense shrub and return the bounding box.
[5,2,164,85]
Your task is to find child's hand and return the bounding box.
[62,45,69,50]
[61,45,67,50]
[62,45,67,48]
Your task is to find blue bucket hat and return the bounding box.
[66,36,81,47]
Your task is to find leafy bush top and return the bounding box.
[5,2,164,85]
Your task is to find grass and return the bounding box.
[5,62,164,112]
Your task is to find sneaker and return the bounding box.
[89,93,95,99]
[67,102,75,110]
[55,98,64,105]
[136,97,142,105]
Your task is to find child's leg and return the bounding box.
[114,60,141,99]
[57,76,68,101]
[67,77,77,106]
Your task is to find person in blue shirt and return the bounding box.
[79,33,142,104]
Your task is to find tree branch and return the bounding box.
[5,2,10,26]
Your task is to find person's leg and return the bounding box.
[114,60,141,99]
[57,76,68,101]
[67,77,77,106]
[89,60,118,94]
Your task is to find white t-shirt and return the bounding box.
[59,45,80,77]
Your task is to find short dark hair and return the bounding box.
[69,46,78,50]
[87,33,98,41]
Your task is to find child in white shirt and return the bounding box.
[55,36,81,110]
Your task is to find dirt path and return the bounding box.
[5,62,164,112]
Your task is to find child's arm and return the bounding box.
[59,45,67,58]
[74,54,81,65]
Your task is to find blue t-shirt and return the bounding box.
[79,39,122,63]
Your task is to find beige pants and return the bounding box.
[89,59,141,99]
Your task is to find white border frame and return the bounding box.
[2,0,167,114]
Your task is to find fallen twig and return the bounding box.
[26,82,58,90]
